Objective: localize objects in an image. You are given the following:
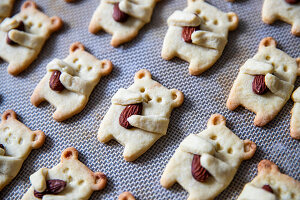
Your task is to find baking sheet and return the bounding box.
[0,0,299,199]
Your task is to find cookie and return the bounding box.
[262,0,300,36]
[227,37,300,126]
[0,0,15,22]
[119,192,135,200]
[0,110,45,191]
[21,147,107,200]
[291,86,300,139]
[31,42,113,121]
[161,0,238,75]
[89,0,160,47]
[160,114,256,200]
[0,1,63,76]
[237,160,300,200]
[98,69,184,161]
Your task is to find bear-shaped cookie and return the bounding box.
[161,0,238,75]
[0,1,63,76]
[227,37,300,127]
[262,0,300,36]
[160,114,256,200]
[89,0,160,47]
[21,147,107,200]
[0,0,15,22]
[31,42,113,121]
[98,69,184,161]
[237,160,300,200]
[0,110,45,191]
[291,87,300,139]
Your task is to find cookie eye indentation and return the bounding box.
[210,135,217,140]
[68,176,73,182]
[216,142,223,152]
[87,66,92,71]
[156,97,162,103]
[140,88,145,93]
[227,147,233,154]
[73,58,78,63]
[38,23,42,28]
[63,168,69,173]
[27,21,33,28]
[283,65,288,72]
[265,55,270,61]
[23,15,28,20]
[77,180,84,185]
[213,20,218,25]
[18,138,23,145]
[202,16,208,22]
[195,9,201,14]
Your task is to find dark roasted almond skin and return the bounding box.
[191,154,210,182]
[252,75,268,95]
[285,0,299,4]
[182,26,199,43]
[0,144,4,150]
[49,70,65,92]
[113,3,129,23]
[34,179,67,198]
[6,21,25,45]
[262,184,273,193]
[119,103,143,129]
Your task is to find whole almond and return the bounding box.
[191,154,210,182]
[252,75,268,95]
[6,21,25,45]
[34,179,66,198]
[49,70,65,92]
[262,184,273,193]
[119,103,143,129]
[285,0,299,4]
[182,26,199,43]
[113,3,129,23]
[0,144,4,150]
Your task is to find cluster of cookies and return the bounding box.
[0,0,299,199]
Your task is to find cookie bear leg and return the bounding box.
[88,19,102,34]
[97,131,114,143]
[30,90,45,107]
[188,59,211,76]
[161,46,176,60]
[226,95,240,110]
[254,111,274,127]
[160,172,176,188]
[111,31,138,47]
[7,62,28,76]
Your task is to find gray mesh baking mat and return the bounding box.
[0,0,299,199]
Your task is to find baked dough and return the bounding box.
[98,69,184,161]
[227,37,300,126]
[0,1,63,75]
[0,110,45,191]
[161,0,238,75]
[237,160,300,200]
[291,87,300,139]
[160,114,256,200]
[0,0,15,22]
[31,42,113,121]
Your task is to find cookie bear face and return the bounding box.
[22,147,107,199]
[237,160,300,200]
[161,0,238,75]
[98,69,184,161]
[0,0,15,22]
[0,1,63,76]
[227,37,300,127]
[262,0,300,36]
[160,114,256,200]
[30,42,113,121]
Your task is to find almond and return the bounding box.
[285,0,299,4]
[252,75,268,95]
[119,103,143,129]
[262,184,273,193]
[34,179,66,198]
[182,26,199,43]
[113,3,129,23]
[6,21,25,45]
[49,70,65,92]
[191,154,210,182]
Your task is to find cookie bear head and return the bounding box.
[131,69,184,117]
[0,110,45,158]
[66,42,113,82]
[19,1,62,36]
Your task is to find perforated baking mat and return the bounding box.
[0,0,299,199]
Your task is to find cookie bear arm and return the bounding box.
[118,0,153,23]
[240,59,274,75]
[111,88,143,105]
[59,72,90,95]
[191,30,227,50]
[167,10,201,27]
[127,115,169,134]
[7,30,44,49]
[179,134,215,155]
[0,156,23,178]
[29,168,48,192]
[265,73,294,99]
[0,17,19,31]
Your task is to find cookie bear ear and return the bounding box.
[134,69,152,81]
[49,16,63,32]
[257,160,279,174]
[242,139,256,160]
[69,42,85,54]
[99,60,113,76]
[31,130,46,149]
[1,110,17,121]
[61,147,79,162]
[170,89,184,108]
[259,37,277,49]
[207,114,226,127]
[227,12,238,31]
[21,1,37,10]
[119,192,136,200]
[296,58,300,76]
[91,172,107,191]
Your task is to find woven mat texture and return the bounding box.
[0,0,299,199]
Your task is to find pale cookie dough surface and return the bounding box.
[160,114,256,200]
[237,160,300,200]
[291,87,300,139]
[161,0,238,75]
[22,147,107,200]
[89,0,160,47]
[227,37,300,127]
[0,110,45,191]
[0,1,63,76]
[0,0,15,22]
[30,42,113,121]
[262,0,300,36]
[98,69,184,161]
